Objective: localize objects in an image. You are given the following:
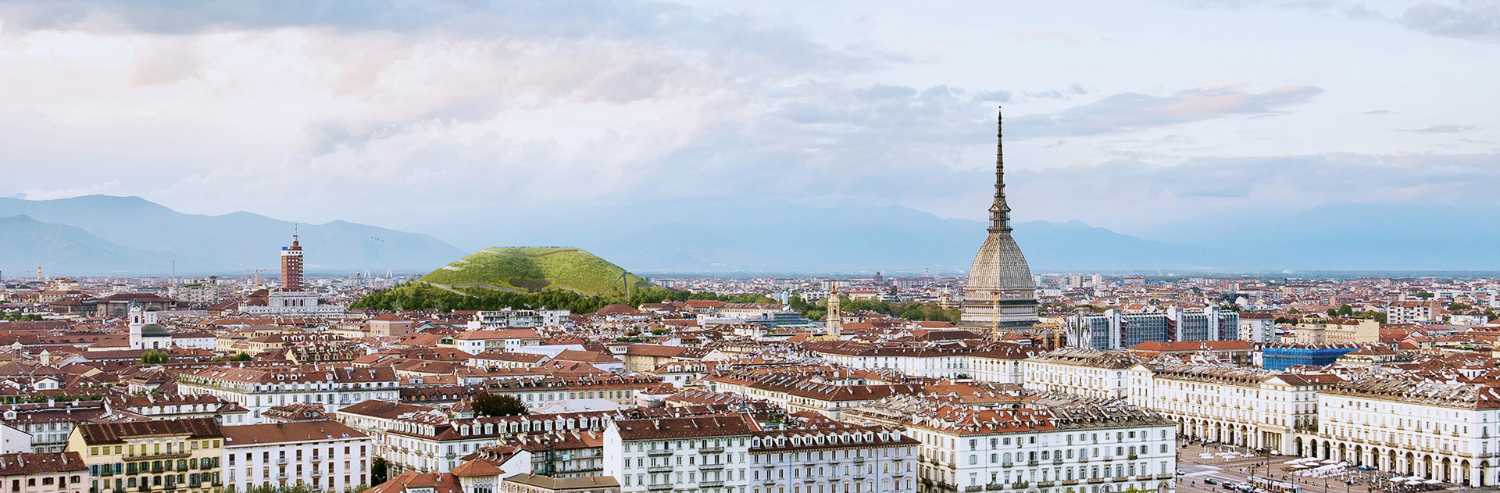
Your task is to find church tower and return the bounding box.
[960,108,1038,330]
[127,303,156,350]
[826,281,843,337]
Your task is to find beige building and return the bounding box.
[1294,318,1380,345]
[0,452,88,493]
[66,418,224,493]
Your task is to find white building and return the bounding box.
[240,291,346,316]
[1125,364,1329,456]
[1387,301,1439,325]
[843,395,1177,493]
[176,366,400,423]
[1309,375,1500,487]
[747,423,918,493]
[805,341,1031,383]
[1020,350,1138,400]
[603,414,757,493]
[221,420,373,493]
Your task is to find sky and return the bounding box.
[1,0,1497,238]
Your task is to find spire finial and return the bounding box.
[988,106,1012,233]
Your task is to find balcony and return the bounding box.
[700,446,724,454]
[1028,460,1038,466]
[965,487,983,493]
[646,484,672,491]
[647,464,673,473]
[701,463,725,470]
[123,452,192,462]
[701,480,724,488]
[647,450,673,457]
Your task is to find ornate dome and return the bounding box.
[964,232,1035,294]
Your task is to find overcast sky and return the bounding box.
[2,0,1496,236]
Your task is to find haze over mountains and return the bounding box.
[2,195,1495,275]
[0,195,461,275]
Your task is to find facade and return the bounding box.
[280,235,304,292]
[1292,319,1380,345]
[1066,306,1234,350]
[66,418,224,493]
[843,396,1176,493]
[1020,350,1138,400]
[1309,376,1500,487]
[1126,364,1324,456]
[603,414,756,493]
[0,452,88,493]
[805,341,1031,383]
[1386,301,1439,325]
[746,424,918,493]
[177,366,401,423]
[960,110,1037,330]
[221,420,373,493]
[1237,313,1277,343]
[1064,311,1170,351]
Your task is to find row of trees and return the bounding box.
[789,295,961,324]
[351,282,776,314]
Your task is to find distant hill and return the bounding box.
[0,215,165,275]
[0,195,463,274]
[421,247,650,297]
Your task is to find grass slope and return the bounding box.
[420,247,649,298]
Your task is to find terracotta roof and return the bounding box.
[0,452,87,476]
[451,459,502,478]
[222,420,367,446]
[77,417,222,445]
[611,414,758,440]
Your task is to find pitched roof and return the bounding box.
[77,417,222,445]
[222,420,367,447]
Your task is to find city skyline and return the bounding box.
[1,1,1497,243]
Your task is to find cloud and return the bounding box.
[1406,124,1478,133]
[1006,152,1500,232]
[1401,1,1500,42]
[1008,86,1323,138]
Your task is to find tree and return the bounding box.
[472,393,528,417]
[141,350,170,365]
[231,352,253,362]
[370,458,389,486]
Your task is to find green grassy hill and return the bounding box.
[420,247,650,298]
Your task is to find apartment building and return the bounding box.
[1019,350,1138,400]
[843,396,1176,493]
[747,423,918,493]
[603,414,756,493]
[0,452,87,493]
[1310,375,1500,487]
[804,341,1031,383]
[221,420,373,493]
[176,365,400,422]
[66,418,224,493]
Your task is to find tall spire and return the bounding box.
[988,106,1012,233]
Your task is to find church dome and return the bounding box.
[140,324,170,337]
[964,232,1034,294]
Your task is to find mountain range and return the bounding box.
[0,195,461,275]
[2,195,1496,275]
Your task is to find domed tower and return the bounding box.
[961,108,1037,331]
